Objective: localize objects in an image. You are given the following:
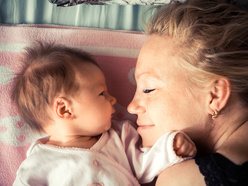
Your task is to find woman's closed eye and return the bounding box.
[143,89,155,93]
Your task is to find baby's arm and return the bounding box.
[130,131,196,183]
[173,132,196,158]
[112,120,196,184]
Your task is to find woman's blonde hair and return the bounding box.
[146,0,248,106]
[12,42,98,133]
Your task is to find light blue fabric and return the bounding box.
[0,0,152,31]
[0,0,247,31]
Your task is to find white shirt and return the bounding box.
[13,120,184,186]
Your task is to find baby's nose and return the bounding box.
[109,94,116,105]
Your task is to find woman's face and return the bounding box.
[128,34,210,147]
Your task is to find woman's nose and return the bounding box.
[127,96,144,115]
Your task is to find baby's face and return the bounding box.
[70,62,116,136]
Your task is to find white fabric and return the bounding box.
[13,120,184,186]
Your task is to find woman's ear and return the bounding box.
[54,97,72,119]
[208,78,231,115]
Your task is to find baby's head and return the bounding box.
[12,42,116,135]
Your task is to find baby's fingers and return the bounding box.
[175,141,190,156]
[173,133,185,150]
[182,143,196,157]
[173,132,196,157]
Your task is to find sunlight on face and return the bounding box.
[128,34,206,147]
[70,62,116,137]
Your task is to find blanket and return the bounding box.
[0,24,147,186]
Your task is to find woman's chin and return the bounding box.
[137,124,169,147]
[139,131,160,148]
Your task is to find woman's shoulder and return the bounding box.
[156,153,248,186]
[156,158,205,186]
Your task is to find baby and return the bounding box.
[12,42,196,185]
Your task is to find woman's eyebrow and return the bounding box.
[136,72,159,80]
[137,73,165,85]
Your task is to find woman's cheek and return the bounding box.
[150,101,174,132]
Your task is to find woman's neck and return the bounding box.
[210,99,248,164]
[212,101,248,151]
[216,121,248,164]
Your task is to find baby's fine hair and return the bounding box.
[12,42,98,133]
[146,0,248,106]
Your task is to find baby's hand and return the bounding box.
[173,132,196,157]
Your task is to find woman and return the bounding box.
[128,0,248,185]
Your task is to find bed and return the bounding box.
[1,0,248,185]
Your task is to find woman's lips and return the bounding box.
[136,123,155,132]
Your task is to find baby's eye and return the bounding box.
[99,91,104,96]
[143,89,155,93]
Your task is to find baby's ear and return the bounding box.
[54,97,72,119]
[207,78,231,115]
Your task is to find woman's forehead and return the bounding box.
[136,35,177,76]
